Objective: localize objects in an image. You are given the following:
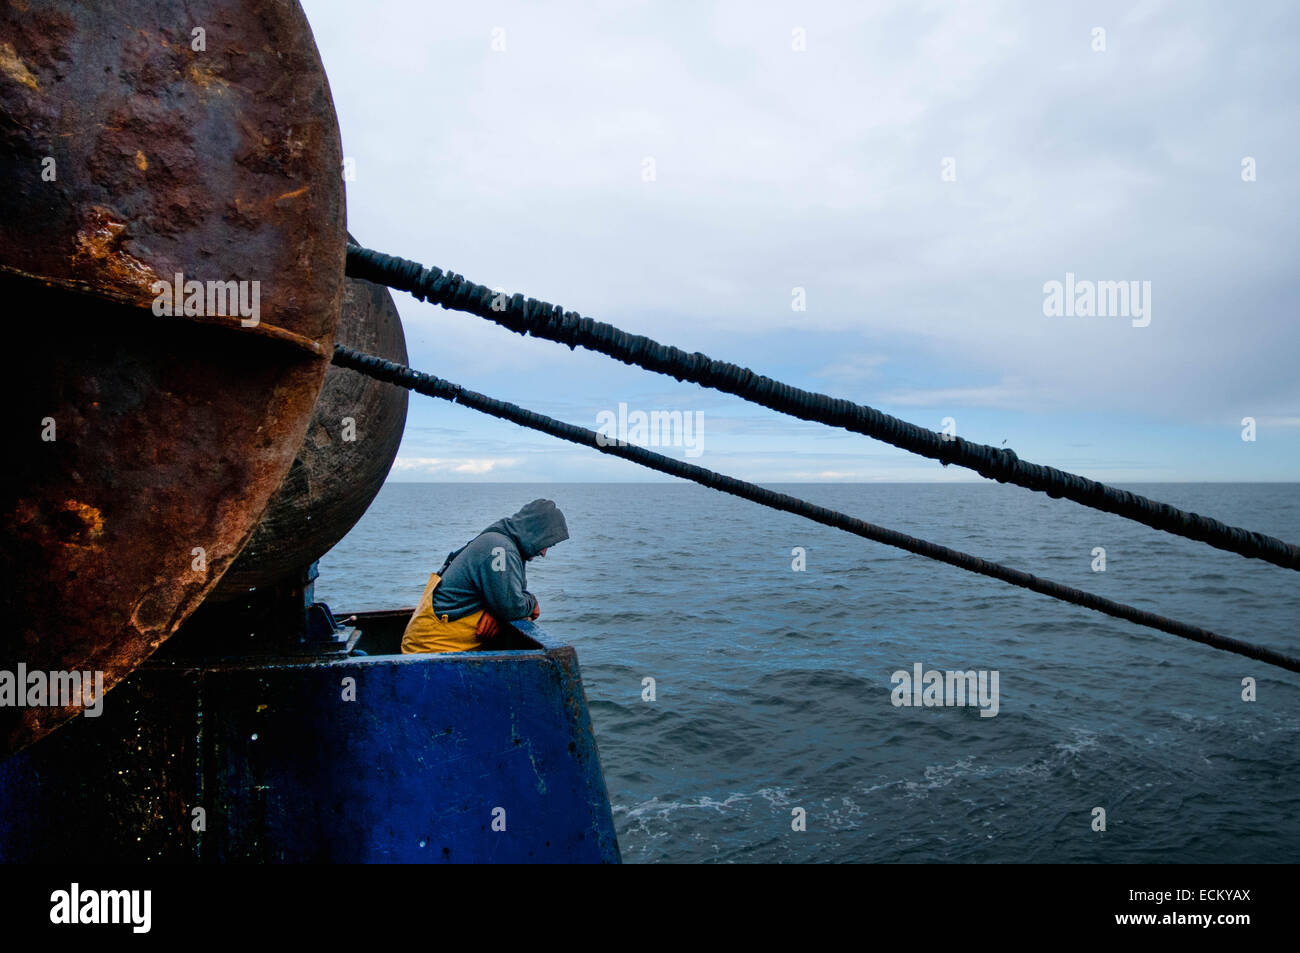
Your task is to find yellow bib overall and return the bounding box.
[401,573,488,654]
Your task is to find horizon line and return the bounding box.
[381,479,1300,485]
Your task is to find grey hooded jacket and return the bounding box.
[431,499,569,622]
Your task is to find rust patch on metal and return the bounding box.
[9,498,105,549]
[274,185,310,204]
[0,0,348,757]
[0,41,39,89]
[72,206,159,293]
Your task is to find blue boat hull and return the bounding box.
[0,618,619,863]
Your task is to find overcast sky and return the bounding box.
[301,0,1299,482]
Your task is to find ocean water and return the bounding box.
[316,482,1300,863]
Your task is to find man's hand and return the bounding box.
[475,612,502,641]
[530,599,541,621]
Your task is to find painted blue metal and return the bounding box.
[0,619,619,863]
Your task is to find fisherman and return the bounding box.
[401,499,569,653]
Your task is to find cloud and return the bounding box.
[304,0,1300,482]
[814,353,889,381]
[881,379,1041,410]
[392,457,520,476]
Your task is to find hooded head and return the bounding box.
[483,499,569,560]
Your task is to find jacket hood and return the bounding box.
[483,499,569,559]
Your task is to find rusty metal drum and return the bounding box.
[0,0,347,756]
